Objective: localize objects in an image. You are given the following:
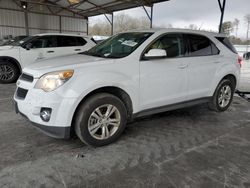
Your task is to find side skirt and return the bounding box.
[133,97,211,119]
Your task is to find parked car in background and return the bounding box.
[92,35,110,43]
[0,33,96,83]
[0,35,28,46]
[14,29,240,146]
[243,52,250,60]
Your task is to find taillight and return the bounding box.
[238,56,243,68]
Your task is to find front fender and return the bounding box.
[57,70,139,126]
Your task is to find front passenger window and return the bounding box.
[147,34,186,58]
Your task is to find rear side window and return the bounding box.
[58,36,86,47]
[186,34,219,56]
[75,37,87,46]
[216,37,237,54]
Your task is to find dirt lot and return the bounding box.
[0,82,250,188]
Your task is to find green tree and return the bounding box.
[221,21,233,36]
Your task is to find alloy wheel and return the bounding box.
[218,85,232,108]
[0,65,14,81]
[88,104,121,140]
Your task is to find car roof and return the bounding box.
[34,33,91,38]
[120,28,226,38]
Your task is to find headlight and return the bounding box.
[35,70,74,92]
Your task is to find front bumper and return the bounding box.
[14,100,71,138]
[13,78,78,139]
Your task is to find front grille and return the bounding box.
[19,73,34,82]
[16,87,28,99]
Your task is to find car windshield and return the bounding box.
[11,36,33,46]
[83,32,153,58]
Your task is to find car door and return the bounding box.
[184,34,221,100]
[139,33,189,110]
[56,36,88,56]
[19,35,58,67]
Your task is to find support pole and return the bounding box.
[24,10,29,35]
[86,17,89,36]
[142,5,153,28]
[150,5,153,28]
[111,13,114,35]
[246,20,249,52]
[104,13,113,35]
[59,15,62,33]
[218,0,226,33]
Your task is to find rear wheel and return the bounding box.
[0,61,19,84]
[74,93,127,146]
[208,79,235,112]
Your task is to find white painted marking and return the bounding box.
[0,98,12,101]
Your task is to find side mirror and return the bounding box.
[25,43,32,50]
[144,49,167,59]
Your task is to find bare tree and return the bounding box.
[233,18,240,37]
[245,14,250,51]
[188,24,198,30]
[114,13,150,33]
[154,23,172,29]
[89,13,151,36]
[89,19,110,36]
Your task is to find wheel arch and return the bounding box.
[221,74,237,88]
[71,86,134,134]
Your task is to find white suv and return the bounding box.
[0,33,96,83]
[14,29,241,146]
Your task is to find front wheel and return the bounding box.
[74,93,127,146]
[208,79,235,112]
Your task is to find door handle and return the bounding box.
[74,49,81,51]
[47,51,54,53]
[178,64,188,69]
[213,61,220,64]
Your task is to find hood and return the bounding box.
[23,54,113,78]
[0,45,15,50]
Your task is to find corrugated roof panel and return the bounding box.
[82,0,169,17]
[77,2,96,10]
[5,0,169,18]
[56,1,71,7]
[90,0,119,5]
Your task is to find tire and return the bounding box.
[74,93,127,147]
[0,61,20,84]
[208,79,235,112]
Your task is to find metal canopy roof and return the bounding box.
[19,0,169,18]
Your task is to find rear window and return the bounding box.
[58,36,87,47]
[75,37,87,46]
[216,37,237,54]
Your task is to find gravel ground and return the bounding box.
[0,80,250,188]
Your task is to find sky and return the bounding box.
[89,0,250,39]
